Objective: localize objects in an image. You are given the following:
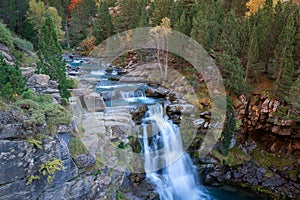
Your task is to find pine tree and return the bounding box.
[93,1,114,45]
[0,55,27,101]
[174,10,191,36]
[114,0,143,32]
[239,17,259,83]
[218,10,250,95]
[190,0,224,50]
[37,14,70,99]
[274,12,296,101]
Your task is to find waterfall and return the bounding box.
[120,89,147,102]
[141,104,211,200]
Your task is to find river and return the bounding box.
[67,57,261,200]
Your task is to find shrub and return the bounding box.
[67,77,79,89]
[0,22,13,49]
[0,55,27,100]
[12,36,34,52]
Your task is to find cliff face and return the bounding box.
[235,94,300,153]
[0,66,123,199]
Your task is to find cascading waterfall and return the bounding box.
[141,104,211,200]
[121,89,147,102]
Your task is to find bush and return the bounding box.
[0,55,27,100]
[0,21,13,49]
[67,77,79,89]
[12,36,34,52]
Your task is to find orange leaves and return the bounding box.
[68,0,82,11]
[79,36,96,55]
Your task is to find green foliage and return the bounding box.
[174,10,191,36]
[0,21,13,49]
[0,55,27,101]
[43,103,72,133]
[93,1,115,45]
[25,138,43,149]
[69,137,88,157]
[217,10,251,95]
[191,0,224,50]
[273,11,296,101]
[27,158,65,185]
[12,36,34,52]
[221,98,236,156]
[26,175,40,185]
[67,77,79,89]
[114,0,146,32]
[39,158,65,183]
[37,14,70,99]
[15,91,72,133]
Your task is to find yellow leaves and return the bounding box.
[246,0,282,16]
[246,0,266,16]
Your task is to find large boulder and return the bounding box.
[82,92,106,112]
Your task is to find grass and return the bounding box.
[69,136,88,157]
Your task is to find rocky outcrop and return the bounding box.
[235,94,298,137]
[27,74,61,103]
[0,43,14,65]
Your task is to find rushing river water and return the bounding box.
[66,58,261,200]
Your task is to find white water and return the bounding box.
[141,104,211,200]
[120,89,147,102]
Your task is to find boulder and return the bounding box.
[82,92,106,112]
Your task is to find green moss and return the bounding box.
[69,137,88,157]
[251,149,294,170]
[26,158,65,185]
[15,92,72,135]
[224,146,251,166]
[25,138,43,149]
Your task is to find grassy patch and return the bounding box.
[69,136,88,158]
[224,146,251,166]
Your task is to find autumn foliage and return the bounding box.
[68,0,82,11]
[79,36,96,56]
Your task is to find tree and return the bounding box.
[93,1,115,45]
[0,0,30,34]
[174,10,191,36]
[239,17,259,83]
[0,55,27,101]
[217,10,250,95]
[37,14,70,99]
[150,17,171,81]
[67,0,97,46]
[26,0,64,41]
[273,12,296,101]
[191,0,224,50]
[114,0,144,32]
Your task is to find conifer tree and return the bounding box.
[93,1,114,45]
[174,10,191,36]
[218,10,250,95]
[274,12,296,101]
[37,14,70,99]
[191,0,224,50]
[114,0,142,32]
